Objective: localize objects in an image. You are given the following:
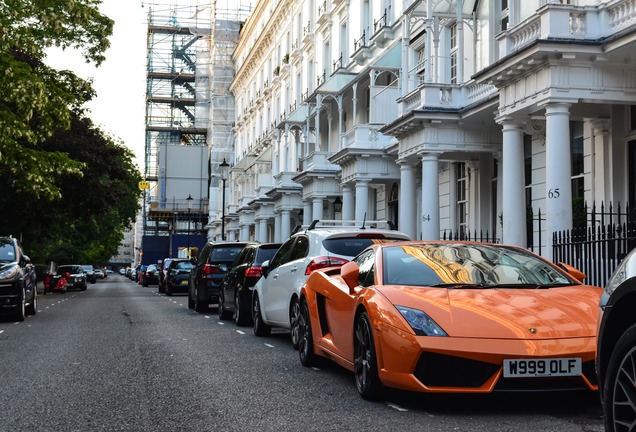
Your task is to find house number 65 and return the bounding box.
[548,188,560,199]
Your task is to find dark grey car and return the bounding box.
[188,242,253,312]
[0,236,37,321]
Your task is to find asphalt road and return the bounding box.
[0,276,604,432]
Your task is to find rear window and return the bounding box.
[322,236,404,258]
[255,246,280,265]
[59,266,82,274]
[208,246,245,263]
[174,261,193,270]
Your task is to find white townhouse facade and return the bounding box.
[208,0,636,262]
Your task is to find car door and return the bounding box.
[224,247,250,305]
[264,235,309,325]
[258,237,297,325]
[323,249,376,361]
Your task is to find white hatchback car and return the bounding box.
[252,220,411,347]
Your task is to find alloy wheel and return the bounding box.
[612,346,636,431]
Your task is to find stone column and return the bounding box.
[500,119,527,247]
[545,103,572,259]
[342,185,355,225]
[355,180,370,221]
[303,200,312,225]
[312,197,324,223]
[398,160,417,239]
[281,210,291,240]
[258,218,268,243]
[274,212,281,242]
[420,153,440,240]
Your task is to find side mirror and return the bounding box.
[189,257,196,265]
[261,260,270,278]
[340,261,360,294]
[558,262,586,283]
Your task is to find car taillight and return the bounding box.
[245,266,262,278]
[203,264,221,275]
[305,256,349,275]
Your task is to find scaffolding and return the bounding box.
[145,3,211,181]
[142,1,251,241]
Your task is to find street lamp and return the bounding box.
[186,194,193,257]
[219,158,230,241]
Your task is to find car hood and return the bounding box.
[378,285,603,339]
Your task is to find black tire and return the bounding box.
[194,288,208,312]
[25,291,37,316]
[165,283,172,296]
[298,298,316,366]
[235,291,251,327]
[81,282,87,291]
[142,278,148,287]
[290,297,301,350]
[218,292,232,320]
[158,283,165,294]
[13,289,26,322]
[187,293,194,309]
[354,311,383,400]
[253,293,271,336]
[603,323,636,432]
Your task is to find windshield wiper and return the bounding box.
[431,283,491,289]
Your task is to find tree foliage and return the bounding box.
[0,0,113,200]
[0,2,142,264]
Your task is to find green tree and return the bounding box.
[0,0,113,200]
[0,2,141,264]
[0,112,142,263]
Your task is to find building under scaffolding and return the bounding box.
[140,2,250,264]
[143,3,211,262]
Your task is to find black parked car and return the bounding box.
[141,263,159,287]
[597,247,636,432]
[57,265,88,291]
[218,242,281,325]
[188,242,253,312]
[158,258,175,294]
[164,259,194,296]
[0,236,37,321]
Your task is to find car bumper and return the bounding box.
[371,323,598,393]
[167,278,189,293]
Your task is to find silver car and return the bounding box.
[252,221,411,348]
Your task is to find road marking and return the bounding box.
[0,330,4,335]
[264,343,275,348]
[218,322,225,325]
[386,402,408,412]
[236,330,245,335]
[311,367,320,371]
[204,316,211,319]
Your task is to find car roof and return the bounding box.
[288,219,410,240]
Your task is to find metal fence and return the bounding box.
[553,202,636,287]
[443,202,636,287]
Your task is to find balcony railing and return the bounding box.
[498,0,636,60]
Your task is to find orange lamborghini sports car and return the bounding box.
[297,241,603,400]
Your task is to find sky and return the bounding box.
[45,0,234,169]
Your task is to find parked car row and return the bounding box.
[129,221,636,430]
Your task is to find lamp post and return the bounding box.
[219,158,230,241]
[186,194,193,257]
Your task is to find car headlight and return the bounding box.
[601,248,636,309]
[395,305,447,337]
[0,264,19,281]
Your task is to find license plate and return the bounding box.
[503,358,582,378]
[180,280,188,285]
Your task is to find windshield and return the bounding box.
[382,243,574,288]
[59,266,82,274]
[0,241,16,263]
